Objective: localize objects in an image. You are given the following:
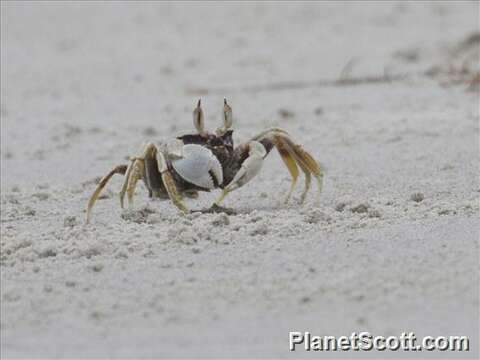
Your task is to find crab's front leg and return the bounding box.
[119,141,189,214]
[156,149,189,213]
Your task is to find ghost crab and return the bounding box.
[86,99,323,223]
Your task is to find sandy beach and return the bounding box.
[1,2,479,358]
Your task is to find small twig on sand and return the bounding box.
[186,73,406,95]
[338,58,358,82]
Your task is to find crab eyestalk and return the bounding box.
[193,99,206,136]
[216,98,233,135]
[223,98,233,129]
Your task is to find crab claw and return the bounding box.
[171,144,223,190]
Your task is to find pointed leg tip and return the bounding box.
[201,203,236,215]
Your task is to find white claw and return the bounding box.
[171,144,223,189]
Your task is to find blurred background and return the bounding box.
[1,1,478,188]
[1,2,478,359]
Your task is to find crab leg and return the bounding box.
[156,151,189,213]
[250,128,323,204]
[275,135,314,204]
[298,163,312,204]
[120,141,188,213]
[126,159,145,205]
[85,164,128,223]
[280,135,323,204]
[214,187,231,206]
[120,142,159,208]
[119,158,136,209]
[161,171,188,213]
[275,139,299,204]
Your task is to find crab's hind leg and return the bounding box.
[299,165,312,204]
[275,140,299,204]
[86,164,128,223]
[280,136,323,204]
[253,128,323,205]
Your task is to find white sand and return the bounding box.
[1,2,479,358]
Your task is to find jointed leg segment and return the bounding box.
[275,135,321,204]
[275,140,299,204]
[85,164,128,223]
[156,150,189,213]
[119,159,135,209]
[126,159,144,206]
[255,128,323,205]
